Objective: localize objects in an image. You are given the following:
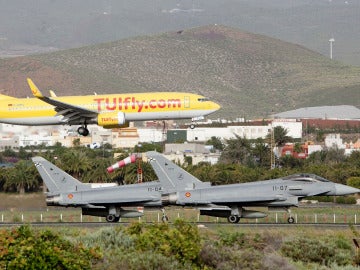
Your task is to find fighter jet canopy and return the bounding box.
[281,174,330,182]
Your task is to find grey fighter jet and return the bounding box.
[33,153,359,224]
[146,151,360,223]
[32,156,164,222]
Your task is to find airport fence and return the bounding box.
[0,207,359,224]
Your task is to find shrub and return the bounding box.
[126,219,201,266]
[347,177,360,189]
[281,236,352,266]
[0,225,102,269]
[336,196,357,204]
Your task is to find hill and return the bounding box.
[0,25,359,119]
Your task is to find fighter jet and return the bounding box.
[33,153,359,224]
[32,156,164,222]
[146,151,360,223]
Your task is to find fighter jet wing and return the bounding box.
[27,78,98,123]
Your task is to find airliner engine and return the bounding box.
[96,111,126,128]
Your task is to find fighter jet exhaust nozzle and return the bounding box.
[107,154,137,173]
[46,195,61,206]
[161,193,178,205]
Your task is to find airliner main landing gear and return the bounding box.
[77,124,89,136]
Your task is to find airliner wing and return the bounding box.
[27,78,97,123]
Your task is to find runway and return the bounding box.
[0,221,359,229]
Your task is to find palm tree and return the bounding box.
[220,135,252,165]
[58,149,92,180]
[82,158,111,183]
[3,161,39,194]
[252,138,271,168]
[269,126,292,146]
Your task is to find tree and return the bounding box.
[220,135,252,165]
[324,148,346,164]
[206,136,224,152]
[58,149,92,179]
[3,161,39,194]
[347,151,360,168]
[82,158,111,183]
[347,177,360,189]
[279,155,303,169]
[134,142,163,153]
[252,138,271,167]
[267,126,292,146]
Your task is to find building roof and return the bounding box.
[273,105,360,120]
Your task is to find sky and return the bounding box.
[0,0,359,65]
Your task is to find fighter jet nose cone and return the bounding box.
[334,184,360,196]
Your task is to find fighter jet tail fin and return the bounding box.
[146,151,210,192]
[32,156,86,194]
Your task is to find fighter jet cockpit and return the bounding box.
[281,174,330,183]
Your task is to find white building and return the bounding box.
[325,134,345,149]
[186,120,302,142]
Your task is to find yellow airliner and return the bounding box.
[0,78,220,136]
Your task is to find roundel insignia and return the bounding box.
[185,192,191,198]
[68,194,74,199]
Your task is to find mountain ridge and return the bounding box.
[0,25,359,119]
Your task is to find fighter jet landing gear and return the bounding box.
[77,124,89,136]
[227,215,240,224]
[161,208,169,223]
[286,208,295,224]
[106,214,120,223]
[106,206,120,222]
[287,216,295,224]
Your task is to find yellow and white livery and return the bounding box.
[0,79,220,136]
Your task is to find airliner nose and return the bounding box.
[211,101,221,112]
[334,184,360,196]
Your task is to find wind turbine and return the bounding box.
[329,37,335,59]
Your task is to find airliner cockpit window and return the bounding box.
[198,98,210,102]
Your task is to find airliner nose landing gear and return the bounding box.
[189,116,204,129]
